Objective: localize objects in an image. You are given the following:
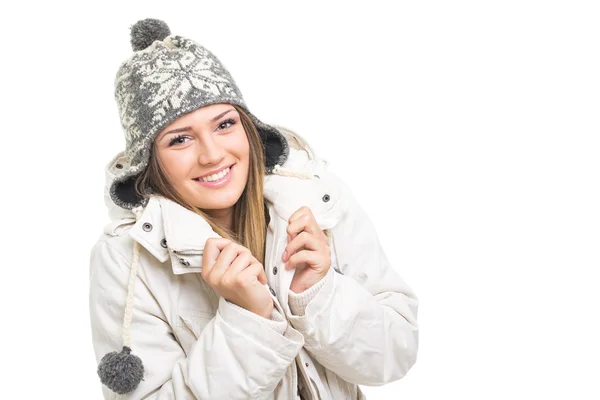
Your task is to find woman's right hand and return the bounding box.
[201,238,274,319]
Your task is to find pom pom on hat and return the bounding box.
[130,18,171,51]
[97,346,144,394]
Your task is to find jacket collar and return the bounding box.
[128,196,221,265]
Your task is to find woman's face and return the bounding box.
[154,103,250,220]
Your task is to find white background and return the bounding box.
[2,1,599,399]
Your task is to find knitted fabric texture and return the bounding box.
[110,18,289,210]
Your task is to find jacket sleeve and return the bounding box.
[286,172,419,386]
[89,238,304,399]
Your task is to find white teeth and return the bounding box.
[201,167,230,182]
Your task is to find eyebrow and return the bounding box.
[160,108,236,139]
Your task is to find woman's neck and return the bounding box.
[204,206,235,232]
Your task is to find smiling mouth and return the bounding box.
[193,164,234,183]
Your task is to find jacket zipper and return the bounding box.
[172,249,204,256]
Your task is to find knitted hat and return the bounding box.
[97,18,290,395]
[109,17,289,211]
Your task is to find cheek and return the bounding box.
[160,151,194,182]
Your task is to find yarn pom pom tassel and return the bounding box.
[97,346,144,394]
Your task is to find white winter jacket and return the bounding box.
[89,127,419,399]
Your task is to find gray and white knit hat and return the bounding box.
[110,17,289,211]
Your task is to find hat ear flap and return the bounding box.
[245,114,290,173]
[110,174,149,211]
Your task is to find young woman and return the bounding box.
[89,18,419,400]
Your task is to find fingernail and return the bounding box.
[282,251,287,261]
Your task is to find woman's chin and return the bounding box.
[188,190,242,210]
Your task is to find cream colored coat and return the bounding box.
[89,127,419,399]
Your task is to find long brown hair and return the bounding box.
[133,105,268,264]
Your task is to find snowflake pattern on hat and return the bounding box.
[115,36,245,161]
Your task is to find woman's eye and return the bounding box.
[168,135,190,147]
[218,118,236,130]
[167,119,235,146]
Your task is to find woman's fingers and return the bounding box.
[205,240,244,285]
[285,249,320,270]
[201,239,272,317]
[240,262,268,285]
[203,238,268,288]
[283,231,319,262]
[221,250,253,286]
[257,264,268,284]
[201,238,231,280]
[287,212,316,239]
[287,206,326,238]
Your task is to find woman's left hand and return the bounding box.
[282,206,331,293]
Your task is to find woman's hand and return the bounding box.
[282,206,331,293]
[201,238,274,319]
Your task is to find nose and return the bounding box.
[197,134,225,166]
